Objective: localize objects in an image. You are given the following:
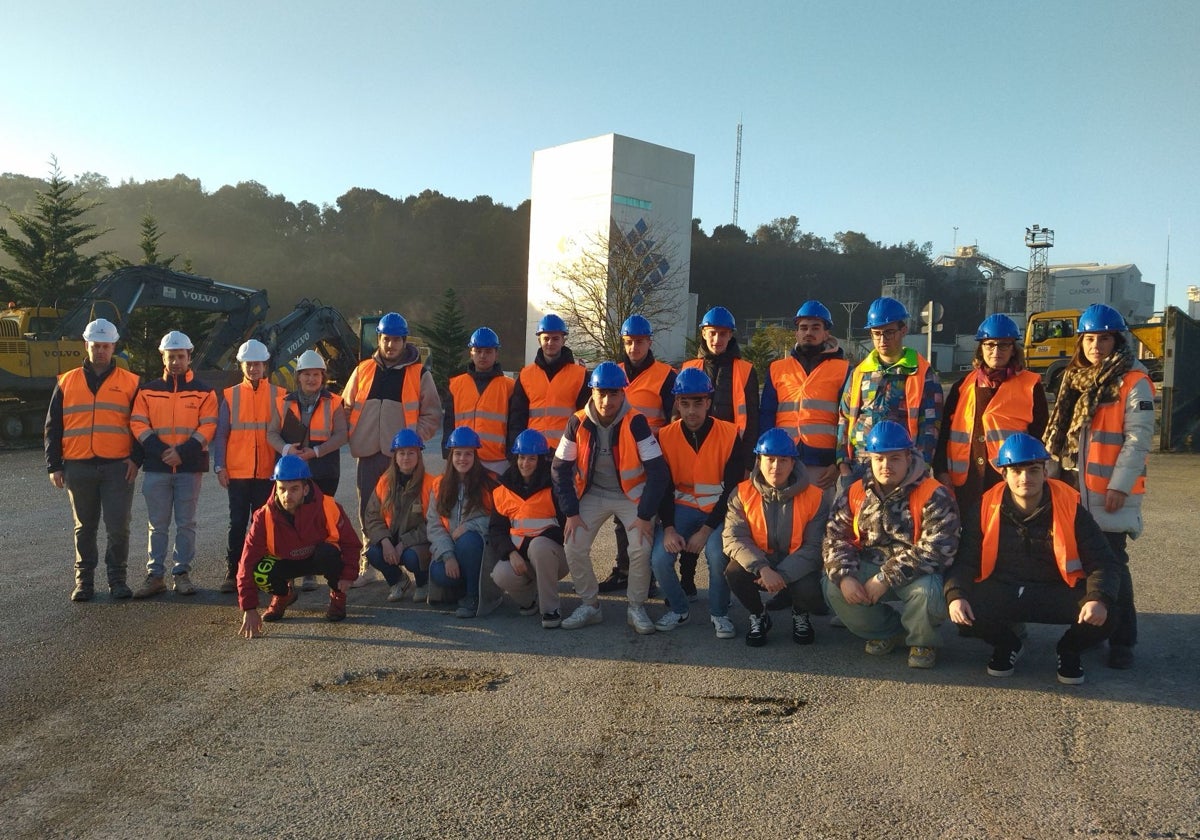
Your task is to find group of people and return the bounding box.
[46,297,1152,685]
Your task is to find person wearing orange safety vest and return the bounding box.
[823,421,959,670]
[506,313,589,454]
[213,339,285,593]
[269,348,349,499]
[45,318,142,602]
[946,434,1118,685]
[363,429,437,604]
[444,327,515,475]
[681,306,758,470]
[129,330,218,599]
[236,455,362,637]
[551,362,668,634]
[1043,303,1153,671]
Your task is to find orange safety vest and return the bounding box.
[130,370,218,452]
[492,484,558,539]
[978,479,1084,586]
[945,370,1040,486]
[58,366,139,460]
[571,410,647,503]
[449,373,515,462]
[846,476,941,546]
[737,478,823,555]
[658,418,739,512]
[1083,370,1153,496]
[264,494,342,556]
[373,470,437,532]
[768,356,849,450]
[682,357,751,434]
[846,355,930,446]
[223,380,285,479]
[283,391,344,447]
[518,362,587,448]
[344,359,421,434]
[623,360,674,433]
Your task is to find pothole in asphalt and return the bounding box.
[698,694,807,718]
[314,666,509,696]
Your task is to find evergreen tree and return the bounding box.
[414,287,471,389]
[124,209,189,376]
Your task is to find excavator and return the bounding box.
[251,299,361,389]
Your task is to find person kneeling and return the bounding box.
[945,433,1118,685]
[237,455,362,638]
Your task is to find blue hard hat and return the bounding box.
[511,428,551,456]
[864,420,913,453]
[588,361,629,390]
[993,433,1050,468]
[671,367,714,395]
[272,454,312,481]
[1077,303,1127,334]
[753,428,800,458]
[536,313,568,335]
[700,306,737,330]
[468,327,500,348]
[794,300,834,328]
[975,314,1021,341]
[865,297,909,329]
[376,312,409,337]
[445,426,482,449]
[390,429,425,451]
[621,314,653,336]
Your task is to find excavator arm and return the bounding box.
[252,299,361,388]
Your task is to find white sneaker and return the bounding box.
[711,615,736,639]
[350,567,379,588]
[654,610,689,632]
[411,584,428,603]
[387,576,411,602]
[627,605,655,635]
[561,603,603,630]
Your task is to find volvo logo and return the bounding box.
[181,291,221,304]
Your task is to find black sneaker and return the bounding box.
[746,612,771,647]
[597,568,628,593]
[791,610,815,645]
[1107,644,1134,670]
[987,642,1024,677]
[541,610,562,629]
[1057,651,1085,685]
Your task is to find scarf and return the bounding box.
[974,364,1015,389]
[1043,343,1133,471]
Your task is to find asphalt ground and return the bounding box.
[1,446,1198,839]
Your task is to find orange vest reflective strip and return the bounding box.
[571,410,647,502]
[1084,371,1152,496]
[738,479,823,555]
[492,484,558,538]
[658,418,739,512]
[519,363,587,448]
[945,370,1039,486]
[682,358,751,433]
[373,470,436,532]
[624,361,673,433]
[224,381,284,479]
[978,479,1083,586]
[285,392,343,445]
[847,476,940,546]
[263,494,341,556]
[345,360,420,433]
[847,356,930,449]
[449,373,515,462]
[768,356,849,450]
[58,366,138,460]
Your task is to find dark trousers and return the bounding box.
[225,478,274,575]
[1103,531,1136,647]
[725,561,824,617]
[64,460,135,584]
[962,577,1113,654]
[265,542,342,596]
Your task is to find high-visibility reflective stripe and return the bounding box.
[948,430,970,443]
[63,401,131,416]
[777,400,798,412]
[64,425,128,437]
[1086,462,1114,479]
[1091,431,1125,445]
[947,457,968,474]
[798,398,838,412]
[511,516,558,532]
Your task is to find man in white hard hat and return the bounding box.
[130,330,218,597]
[44,318,142,601]
[212,339,284,593]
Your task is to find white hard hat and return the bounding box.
[82,318,120,343]
[236,339,270,363]
[295,349,327,371]
[158,330,194,351]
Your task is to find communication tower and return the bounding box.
[732,121,742,227]
[1025,224,1054,318]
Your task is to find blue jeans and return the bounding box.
[429,531,484,598]
[650,505,730,617]
[365,542,426,586]
[823,560,947,648]
[142,471,203,577]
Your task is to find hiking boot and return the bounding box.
[908,646,937,669]
[764,590,793,611]
[654,610,689,632]
[455,596,479,618]
[791,610,815,645]
[301,575,319,591]
[173,573,196,596]
[1057,650,1085,685]
[132,575,166,599]
[70,582,94,602]
[518,599,540,617]
[597,568,628,593]
[1107,644,1134,670]
[711,615,736,639]
[562,603,603,629]
[263,586,299,622]
[387,576,412,602]
[326,589,348,622]
[541,609,562,629]
[865,635,902,656]
[218,574,237,594]
[110,581,133,599]
[627,605,655,635]
[746,612,771,647]
[987,642,1024,677]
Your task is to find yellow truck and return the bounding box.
[1024,308,1165,392]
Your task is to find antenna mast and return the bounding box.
[732,121,742,227]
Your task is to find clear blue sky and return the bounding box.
[4,1,1198,311]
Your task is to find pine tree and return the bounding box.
[415,287,471,389]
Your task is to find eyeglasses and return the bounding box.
[869,328,900,340]
[980,341,1015,351]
